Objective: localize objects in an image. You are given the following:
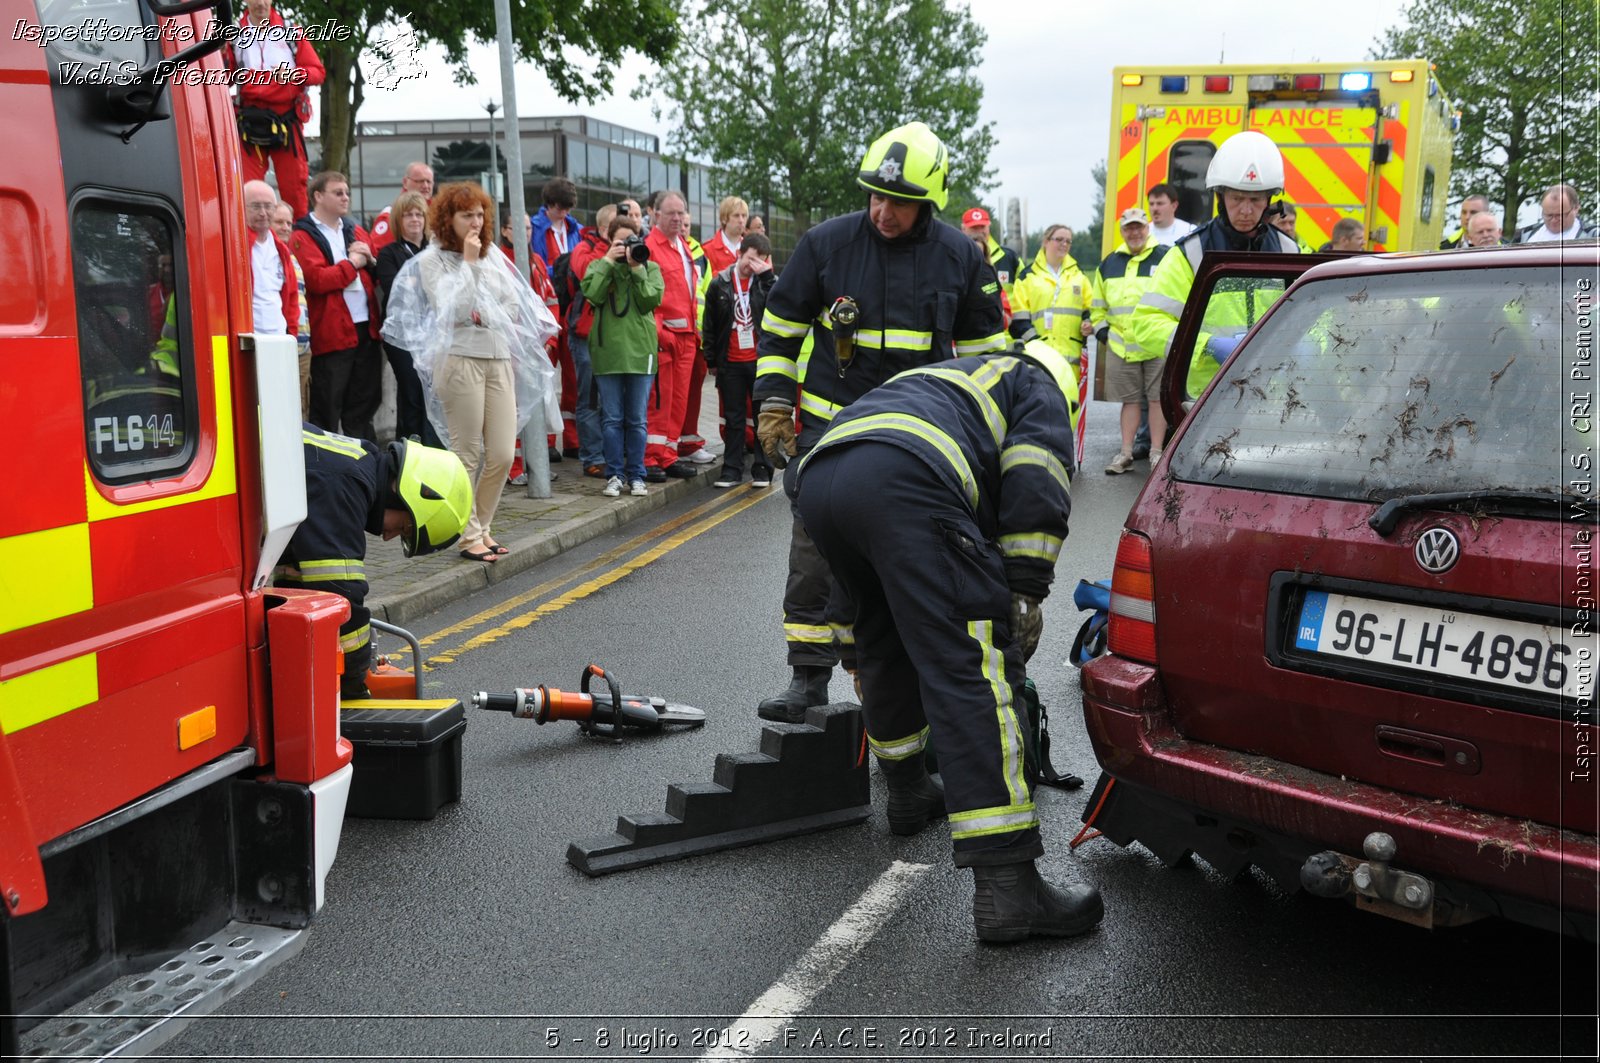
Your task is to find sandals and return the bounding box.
[459,547,498,563]
[483,540,510,555]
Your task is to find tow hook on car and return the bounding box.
[1301,832,1444,928]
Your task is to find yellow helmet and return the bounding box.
[1014,337,1082,430]
[388,439,472,557]
[857,121,950,210]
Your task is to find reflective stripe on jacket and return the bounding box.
[754,209,1007,451]
[797,353,1072,599]
[1010,250,1091,360]
[1090,241,1169,363]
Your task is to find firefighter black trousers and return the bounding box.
[797,442,1044,867]
[780,459,840,670]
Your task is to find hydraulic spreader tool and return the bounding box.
[472,664,706,741]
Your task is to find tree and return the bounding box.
[1373,0,1598,231]
[638,0,996,232]
[282,0,679,178]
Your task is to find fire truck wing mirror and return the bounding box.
[110,0,232,134]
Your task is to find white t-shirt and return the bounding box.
[1525,219,1581,243]
[314,214,369,325]
[1150,218,1197,246]
[250,232,287,334]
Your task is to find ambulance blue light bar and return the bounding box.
[1159,76,1188,93]
[1339,72,1373,91]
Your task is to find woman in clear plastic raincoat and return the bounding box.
[382,182,559,563]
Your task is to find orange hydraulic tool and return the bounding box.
[472,664,706,742]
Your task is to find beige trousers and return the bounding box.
[438,354,516,549]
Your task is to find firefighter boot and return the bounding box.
[971,861,1104,944]
[877,755,947,836]
[756,666,832,724]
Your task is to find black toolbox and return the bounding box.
[339,698,466,819]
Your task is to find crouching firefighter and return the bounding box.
[790,347,1104,944]
[277,426,473,700]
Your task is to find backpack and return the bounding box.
[548,250,581,325]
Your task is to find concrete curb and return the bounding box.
[370,466,719,627]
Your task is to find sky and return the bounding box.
[350,0,1408,231]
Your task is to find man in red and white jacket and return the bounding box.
[643,190,706,481]
[368,163,435,251]
[291,171,381,442]
[228,0,325,217]
[243,180,297,336]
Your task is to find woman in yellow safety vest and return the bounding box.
[1010,224,1093,363]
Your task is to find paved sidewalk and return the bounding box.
[367,380,751,626]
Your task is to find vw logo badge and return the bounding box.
[1414,527,1460,574]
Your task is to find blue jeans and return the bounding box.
[595,372,651,483]
[570,334,604,467]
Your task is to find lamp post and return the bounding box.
[485,99,501,204]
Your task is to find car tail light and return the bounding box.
[1108,530,1157,664]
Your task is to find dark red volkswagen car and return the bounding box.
[1080,243,1598,938]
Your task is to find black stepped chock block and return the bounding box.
[567,703,870,875]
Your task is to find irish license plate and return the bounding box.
[1293,591,1591,702]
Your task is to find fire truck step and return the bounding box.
[566,703,871,875]
[19,921,305,1059]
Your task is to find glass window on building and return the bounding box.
[649,158,667,197]
[630,153,650,196]
[358,138,426,186]
[360,186,401,222]
[521,134,557,178]
[565,137,588,184]
[610,148,630,193]
[429,138,492,184]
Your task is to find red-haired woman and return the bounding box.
[381,182,558,562]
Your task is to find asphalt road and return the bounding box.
[168,399,1598,1061]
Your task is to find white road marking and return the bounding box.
[697,860,935,1059]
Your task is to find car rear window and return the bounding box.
[1168,265,1575,502]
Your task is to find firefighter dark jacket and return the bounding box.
[794,353,1073,601]
[277,425,391,697]
[753,208,1008,452]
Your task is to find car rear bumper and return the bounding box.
[1080,655,1600,933]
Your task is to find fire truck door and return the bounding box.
[9,3,252,843]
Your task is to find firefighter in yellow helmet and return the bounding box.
[277,427,472,699]
[1125,130,1300,399]
[751,120,1008,723]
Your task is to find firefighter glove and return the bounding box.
[757,399,798,470]
[1010,592,1045,662]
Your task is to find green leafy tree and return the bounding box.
[1373,0,1598,230]
[282,0,679,178]
[638,0,996,232]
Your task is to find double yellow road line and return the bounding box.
[400,486,779,670]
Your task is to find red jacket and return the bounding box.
[228,9,325,113]
[368,206,395,252]
[568,228,609,338]
[290,214,379,354]
[702,230,739,276]
[646,227,702,337]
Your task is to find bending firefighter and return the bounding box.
[276,427,472,699]
[1125,131,1299,399]
[753,120,1008,722]
[792,345,1103,943]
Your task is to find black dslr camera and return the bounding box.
[622,234,650,263]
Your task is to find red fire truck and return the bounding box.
[1,0,352,1054]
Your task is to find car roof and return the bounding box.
[1295,240,1600,286]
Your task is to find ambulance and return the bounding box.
[1103,60,1456,255]
[1,0,352,1055]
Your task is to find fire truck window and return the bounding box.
[1168,141,1217,225]
[73,206,193,481]
[33,0,151,73]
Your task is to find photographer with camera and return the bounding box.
[580,213,665,498]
